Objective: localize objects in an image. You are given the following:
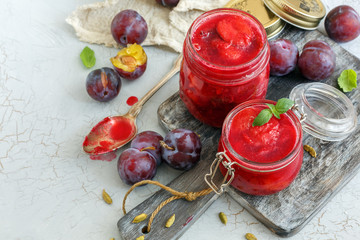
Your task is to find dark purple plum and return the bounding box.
[298,40,336,81]
[111,10,148,47]
[117,148,157,185]
[161,129,201,171]
[325,5,360,43]
[86,67,122,102]
[130,130,164,165]
[156,0,179,7]
[269,39,299,76]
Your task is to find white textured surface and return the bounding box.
[0,0,359,239]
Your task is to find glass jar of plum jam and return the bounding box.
[180,8,270,127]
[204,83,357,196]
[217,99,303,195]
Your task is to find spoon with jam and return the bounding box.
[83,54,183,155]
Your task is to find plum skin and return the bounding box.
[130,131,164,165]
[325,5,360,43]
[269,39,299,76]
[298,40,336,81]
[85,67,122,102]
[117,148,157,185]
[111,9,148,46]
[161,129,202,171]
[156,0,179,7]
[115,62,146,80]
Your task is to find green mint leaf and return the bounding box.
[80,46,96,68]
[252,98,294,127]
[275,98,294,114]
[252,109,273,127]
[338,69,357,92]
[266,103,280,119]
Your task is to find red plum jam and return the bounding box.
[219,100,303,195]
[180,9,270,127]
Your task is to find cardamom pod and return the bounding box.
[165,214,175,228]
[304,145,317,158]
[219,212,227,225]
[132,213,148,223]
[136,236,144,240]
[102,189,113,204]
[245,233,257,240]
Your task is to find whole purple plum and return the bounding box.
[117,148,157,185]
[86,67,122,102]
[156,0,179,7]
[298,40,336,81]
[325,5,360,43]
[111,10,148,47]
[269,39,299,76]
[130,130,164,165]
[161,129,201,171]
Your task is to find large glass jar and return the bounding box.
[180,8,270,127]
[218,99,304,195]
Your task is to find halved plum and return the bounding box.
[110,43,147,80]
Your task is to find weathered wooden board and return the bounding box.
[118,27,360,239]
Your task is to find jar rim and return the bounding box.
[289,82,358,141]
[221,99,303,171]
[186,8,269,71]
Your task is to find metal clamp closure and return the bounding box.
[204,152,236,195]
[292,104,307,123]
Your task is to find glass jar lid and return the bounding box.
[224,0,286,39]
[289,83,357,141]
[263,0,326,30]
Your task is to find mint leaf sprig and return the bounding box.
[338,69,357,92]
[252,98,294,127]
[80,46,96,68]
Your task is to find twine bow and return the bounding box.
[122,180,213,233]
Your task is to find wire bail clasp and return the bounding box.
[292,104,307,123]
[204,152,235,195]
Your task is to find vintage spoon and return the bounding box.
[83,54,183,155]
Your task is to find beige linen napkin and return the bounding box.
[66,0,228,52]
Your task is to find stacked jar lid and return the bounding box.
[225,0,326,39]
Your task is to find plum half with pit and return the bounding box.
[111,9,148,46]
[325,5,360,43]
[86,67,122,102]
[269,39,299,76]
[110,43,147,80]
[298,40,336,81]
[161,129,202,171]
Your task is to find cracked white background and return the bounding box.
[0,0,359,239]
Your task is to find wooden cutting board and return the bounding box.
[118,26,360,239]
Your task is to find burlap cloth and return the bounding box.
[66,0,230,52]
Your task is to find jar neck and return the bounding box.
[183,38,270,84]
[221,99,303,172]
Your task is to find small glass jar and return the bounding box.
[205,83,357,196]
[218,99,304,195]
[179,8,270,127]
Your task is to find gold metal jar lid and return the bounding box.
[263,0,326,30]
[224,0,286,39]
